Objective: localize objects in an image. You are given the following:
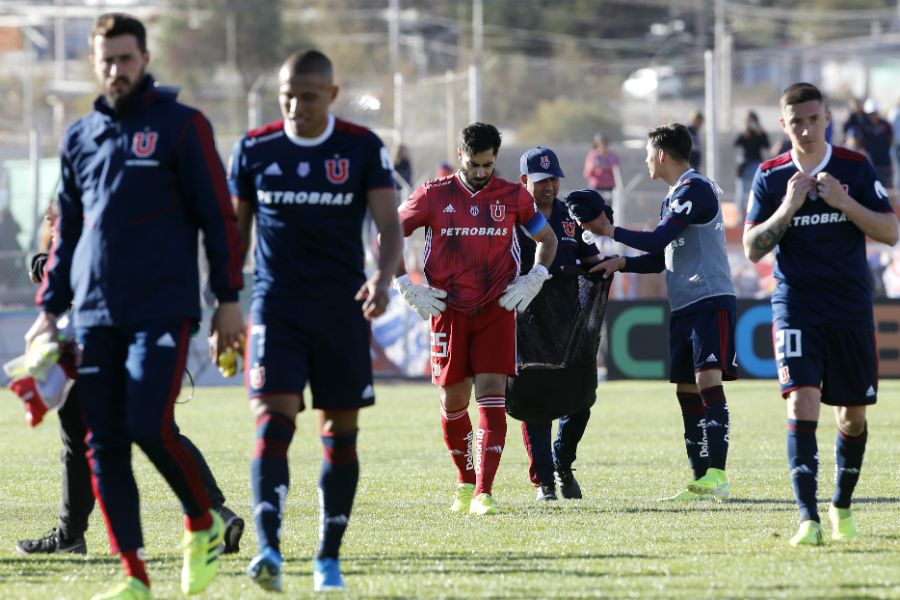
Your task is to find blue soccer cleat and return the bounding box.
[247,547,283,592]
[313,557,346,592]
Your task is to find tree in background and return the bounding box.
[156,0,289,132]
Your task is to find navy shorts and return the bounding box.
[247,297,375,410]
[669,305,738,384]
[773,317,878,406]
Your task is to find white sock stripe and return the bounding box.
[476,396,505,404]
[476,399,506,408]
[440,407,469,420]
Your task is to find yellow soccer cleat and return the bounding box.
[90,577,152,600]
[686,468,730,501]
[469,493,501,515]
[789,520,824,547]
[657,488,715,502]
[450,483,475,513]
[829,505,860,541]
[181,510,224,595]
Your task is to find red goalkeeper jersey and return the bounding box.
[399,173,546,313]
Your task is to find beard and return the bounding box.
[462,171,491,191]
[106,70,145,111]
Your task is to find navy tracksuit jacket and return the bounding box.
[38,75,242,324]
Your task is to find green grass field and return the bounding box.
[1,380,899,599]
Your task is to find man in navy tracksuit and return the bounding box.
[25,13,244,600]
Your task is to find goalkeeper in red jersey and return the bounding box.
[395,122,557,515]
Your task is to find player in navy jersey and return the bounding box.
[582,123,737,503]
[516,147,600,502]
[743,83,898,546]
[24,14,244,600]
[229,50,403,592]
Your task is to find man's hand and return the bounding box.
[25,311,59,350]
[816,172,850,211]
[356,270,392,321]
[589,256,625,279]
[498,264,550,313]
[784,171,816,213]
[393,274,447,320]
[208,301,244,363]
[592,211,615,238]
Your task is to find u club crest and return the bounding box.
[562,221,576,237]
[132,131,158,158]
[490,203,506,222]
[325,158,350,184]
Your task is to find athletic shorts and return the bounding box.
[773,317,878,406]
[430,301,516,387]
[669,306,738,384]
[246,297,375,410]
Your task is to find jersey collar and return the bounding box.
[454,172,493,197]
[666,168,696,198]
[790,143,832,176]
[283,114,335,147]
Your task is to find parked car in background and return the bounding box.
[622,66,683,101]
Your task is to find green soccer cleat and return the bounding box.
[450,483,475,513]
[657,488,714,502]
[829,505,860,541]
[789,520,824,547]
[686,468,730,500]
[469,493,501,515]
[90,577,152,600]
[181,509,224,595]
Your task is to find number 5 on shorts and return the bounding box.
[431,331,448,358]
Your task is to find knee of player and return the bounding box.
[835,409,867,437]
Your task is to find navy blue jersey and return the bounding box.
[38,76,243,327]
[746,145,893,328]
[518,198,598,274]
[229,115,394,304]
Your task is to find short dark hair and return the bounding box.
[281,50,334,80]
[781,82,823,109]
[648,123,692,163]
[459,122,502,156]
[90,13,147,53]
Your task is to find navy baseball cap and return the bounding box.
[564,189,614,225]
[520,146,565,181]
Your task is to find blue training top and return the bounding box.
[617,169,735,311]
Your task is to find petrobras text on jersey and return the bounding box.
[256,189,354,206]
[439,226,509,237]
[790,211,848,228]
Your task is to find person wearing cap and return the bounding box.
[393,123,558,516]
[861,98,894,189]
[515,147,601,502]
[573,122,737,504]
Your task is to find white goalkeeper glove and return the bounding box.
[498,264,550,313]
[392,274,448,320]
